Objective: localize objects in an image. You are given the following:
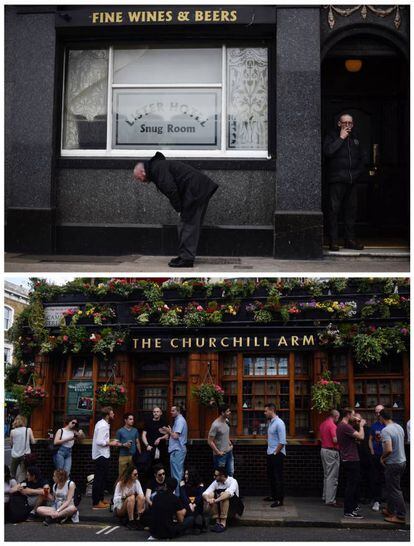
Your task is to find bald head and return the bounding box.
[375,405,384,420]
[133,162,148,183]
[330,409,340,423]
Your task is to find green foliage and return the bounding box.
[311,371,344,413]
[192,383,224,407]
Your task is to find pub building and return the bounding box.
[5,5,409,260]
[10,277,410,495]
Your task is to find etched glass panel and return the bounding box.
[63,49,108,149]
[227,47,268,150]
[113,47,221,84]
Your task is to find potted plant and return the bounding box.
[311,371,343,413]
[192,383,225,407]
[95,383,127,407]
[22,384,48,407]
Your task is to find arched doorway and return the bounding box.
[321,31,409,247]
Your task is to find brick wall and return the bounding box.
[32,441,410,499]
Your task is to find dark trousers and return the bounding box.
[92,456,110,506]
[178,199,210,261]
[342,461,360,514]
[384,463,406,518]
[370,454,385,503]
[328,182,358,243]
[266,453,285,503]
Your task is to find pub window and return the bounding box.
[134,355,188,423]
[242,354,290,435]
[72,355,93,378]
[294,354,311,434]
[329,352,349,407]
[4,305,13,331]
[52,357,68,429]
[62,45,268,158]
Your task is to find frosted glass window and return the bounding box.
[113,47,222,84]
[62,49,108,150]
[227,47,268,150]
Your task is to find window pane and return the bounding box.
[63,49,108,150]
[113,89,221,149]
[113,47,222,84]
[4,307,12,330]
[227,47,268,150]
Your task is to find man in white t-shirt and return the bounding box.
[91,406,120,509]
[202,467,242,533]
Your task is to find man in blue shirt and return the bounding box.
[161,406,188,496]
[368,404,385,512]
[264,404,286,507]
[115,413,141,477]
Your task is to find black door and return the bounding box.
[322,51,409,245]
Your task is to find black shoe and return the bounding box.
[344,240,364,250]
[263,496,274,502]
[168,258,194,268]
[270,501,283,508]
[168,256,181,265]
[344,512,364,519]
[329,243,340,251]
[126,520,137,530]
[43,516,54,526]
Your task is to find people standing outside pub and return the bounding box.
[336,408,366,518]
[264,403,286,507]
[208,405,234,477]
[368,404,385,511]
[142,406,169,474]
[379,409,407,524]
[115,413,141,477]
[319,409,341,507]
[161,406,188,495]
[323,113,366,251]
[133,152,218,268]
[91,406,119,509]
[53,417,84,476]
[10,415,36,482]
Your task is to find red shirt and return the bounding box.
[319,418,338,449]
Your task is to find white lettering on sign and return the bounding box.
[44,306,79,327]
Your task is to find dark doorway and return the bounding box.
[322,35,409,246]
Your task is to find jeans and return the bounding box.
[213,451,234,477]
[53,446,72,475]
[384,462,406,518]
[342,460,360,514]
[320,448,340,504]
[170,449,187,495]
[92,456,110,506]
[266,453,285,503]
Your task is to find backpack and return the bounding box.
[8,493,30,523]
[53,480,82,508]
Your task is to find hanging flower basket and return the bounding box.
[22,385,47,406]
[95,383,127,407]
[192,383,225,407]
[311,371,343,413]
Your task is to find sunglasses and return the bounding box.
[132,472,138,477]
[71,421,78,426]
[157,472,165,477]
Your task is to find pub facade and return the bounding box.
[8,277,410,494]
[5,5,410,259]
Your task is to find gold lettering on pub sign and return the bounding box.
[132,335,315,351]
[91,9,238,25]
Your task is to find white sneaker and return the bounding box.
[372,501,380,512]
[147,536,157,541]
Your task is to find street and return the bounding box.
[4,522,410,542]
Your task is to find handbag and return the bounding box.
[8,493,30,523]
[48,428,63,455]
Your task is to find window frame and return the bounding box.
[4,305,14,331]
[60,43,270,159]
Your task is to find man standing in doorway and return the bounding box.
[208,405,234,477]
[319,409,341,507]
[264,404,286,508]
[133,152,218,268]
[91,406,120,509]
[379,409,407,524]
[368,404,385,512]
[336,407,366,518]
[115,412,141,477]
[323,113,366,251]
[161,406,188,495]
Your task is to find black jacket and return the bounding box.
[323,129,366,184]
[147,152,218,221]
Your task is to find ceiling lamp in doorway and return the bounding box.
[345,59,363,73]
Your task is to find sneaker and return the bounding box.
[126,520,137,530]
[355,505,361,512]
[211,523,226,533]
[344,512,364,519]
[147,536,157,541]
[43,516,53,526]
[372,501,380,512]
[270,501,283,508]
[93,501,109,510]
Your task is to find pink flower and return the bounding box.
[400,328,409,335]
[63,335,69,342]
[196,305,203,312]
[119,387,125,393]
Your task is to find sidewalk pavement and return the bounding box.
[5,248,410,273]
[76,496,410,530]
